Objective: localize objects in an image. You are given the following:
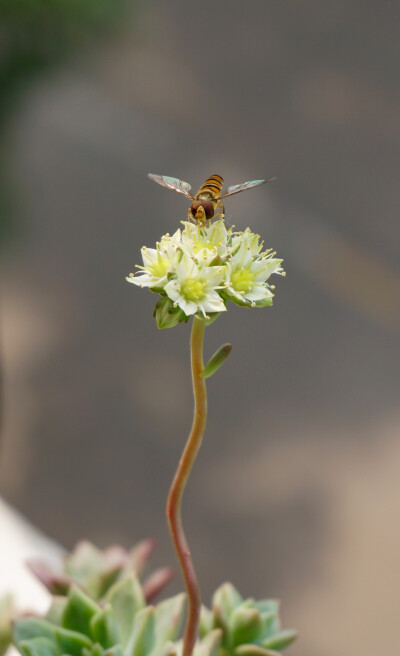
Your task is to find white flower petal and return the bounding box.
[245,285,274,301]
[176,252,198,280]
[126,273,167,288]
[225,286,246,302]
[251,259,282,282]
[201,265,227,288]
[177,298,199,316]
[200,291,227,313]
[231,242,253,269]
[141,248,158,267]
[164,279,181,302]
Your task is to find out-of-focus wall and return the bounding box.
[0,2,399,655]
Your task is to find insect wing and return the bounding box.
[220,178,275,199]
[148,174,193,199]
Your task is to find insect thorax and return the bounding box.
[197,191,215,202]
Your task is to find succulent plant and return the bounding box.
[12,579,296,656]
[199,584,297,656]
[28,539,173,604]
[11,180,297,656]
[0,594,14,656]
[13,575,185,656]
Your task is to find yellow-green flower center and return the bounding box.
[150,255,170,278]
[193,238,215,254]
[181,278,206,301]
[231,268,255,293]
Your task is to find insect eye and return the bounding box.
[201,201,214,220]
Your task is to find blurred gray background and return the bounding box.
[0,2,400,655]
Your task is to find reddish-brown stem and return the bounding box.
[167,316,207,656]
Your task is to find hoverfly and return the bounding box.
[148,173,275,225]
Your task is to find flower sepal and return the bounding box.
[204,312,222,326]
[252,297,274,308]
[149,286,165,295]
[153,297,189,330]
[220,290,274,309]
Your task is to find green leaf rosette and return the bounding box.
[199,584,297,656]
[13,576,185,656]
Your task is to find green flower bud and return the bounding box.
[153,297,188,329]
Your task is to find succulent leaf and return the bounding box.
[14,619,58,646]
[27,561,71,597]
[85,646,105,656]
[253,601,279,616]
[142,568,175,603]
[199,606,213,636]
[200,344,232,379]
[106,647,125,656]
[65,542,106,586]
[90,604,120,649]
[125,606,155,656]
[62,586,99,636]
[261,630,297,651]
[29,539,171,604]
[234,647,280,656]
[45,598,68,626]
[18,637,56,656]
[212,584,242,621]
[231,608,262,647]
[128,540,157,575]
[194,630,223,656]
[151,594,185,653]
[105,575,145,647]
[174,628,223,656]
[211,605,231,649]
[55,626,93,656]
[14,617,94,656]
[159,643,177,656]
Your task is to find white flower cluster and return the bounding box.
[127,220,284,328]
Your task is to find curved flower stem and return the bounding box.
[167,316,207,656]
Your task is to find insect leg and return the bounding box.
[214,201,225,221]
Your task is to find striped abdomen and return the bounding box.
[195,174,224,202]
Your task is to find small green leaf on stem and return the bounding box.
[200,344,232,379]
